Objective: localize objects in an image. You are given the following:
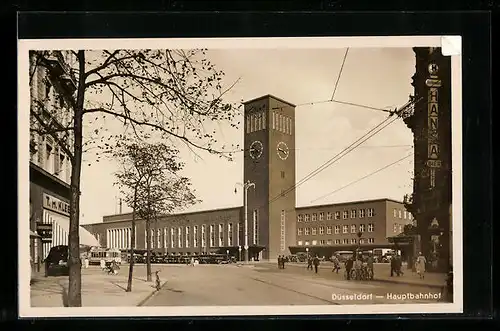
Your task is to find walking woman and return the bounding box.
[415,252,427,279]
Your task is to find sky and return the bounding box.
[79,47,416,225]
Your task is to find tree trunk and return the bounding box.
[126,185,138,292]
[67,50,86,307]
[146,214,152,281]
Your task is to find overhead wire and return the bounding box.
[261,96,424,211]
[309,152,414,204]
[330,48,349,101]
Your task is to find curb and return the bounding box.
[136,280,169,306]
[372,278,443,289]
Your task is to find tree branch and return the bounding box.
[82,107,229,158]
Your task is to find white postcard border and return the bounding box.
[18,35,463,317]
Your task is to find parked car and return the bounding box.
[44,245,69,277]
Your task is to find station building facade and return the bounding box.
[82,95,413,260]
[82,198,413,260]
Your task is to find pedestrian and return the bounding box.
[190,257,195,267]
[345,256,354,280]
[396,254,404,276]
[307,256,313,270]
[353,257,362,280]
[390,255,397,277]
[366,253,374,280]
[282,256,286,269]
[415,252,427,279]
[313,255,320,274]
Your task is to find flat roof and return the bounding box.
[86,198,404,226]
[242,94,296,108]
[295,198,404,211]
[89,205,244,225]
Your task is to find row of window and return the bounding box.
[30,134,72,184]
[297,208,375,222]
[30,56,73,185]
[246,112,266,133]
[393,223,404,233]
[245,111,293,135]
[298,224,374,236]
[297,238,375,246]
[272,112,292,135]
[393,208,413,220]
[146,223,242,249]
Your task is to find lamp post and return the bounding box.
[357,231,363,259]
[226,249,229,262]
[306,247,309,260]
[235,180,256,263]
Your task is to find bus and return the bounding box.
[334,250,354,262]
[88,247,122,265]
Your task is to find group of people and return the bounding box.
[100,259,120,275]
[344,254,374,280]
[306,255,321,273]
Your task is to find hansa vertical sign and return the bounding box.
[425,60,442,188]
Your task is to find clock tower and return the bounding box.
[242,95,297,261]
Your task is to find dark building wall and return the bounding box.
[268,97,296,259]
[405,47,452,272]
[243,95,298,260]
[243,97,270,255]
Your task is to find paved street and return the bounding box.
[144,263,445,306]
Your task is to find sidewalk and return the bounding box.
[280,262,446,289]
[30,264,168,307]
[371,263,446,289]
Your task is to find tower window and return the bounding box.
[281,171,285,178]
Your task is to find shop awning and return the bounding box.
[55,217,100,247]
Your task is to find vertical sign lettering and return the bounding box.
[427,87,439,159]
[427,62,441,189]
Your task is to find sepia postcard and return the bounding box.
[18,36,463,317]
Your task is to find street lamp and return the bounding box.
[226,249,229,261]
[357,231,363,258]
[235,180,256,263]
[306,247,309,260]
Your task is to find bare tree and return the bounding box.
[30,49,240,306]
[114,142,199,283]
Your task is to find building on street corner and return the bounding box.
[29,50,97,271]
[402,47,452,273]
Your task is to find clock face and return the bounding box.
[276,141,290,160]
[249,140,264,159]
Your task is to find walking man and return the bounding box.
[345,256,354,280]
[313,255,320,274]
[307,256,313,270]
[366,253,374,280]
